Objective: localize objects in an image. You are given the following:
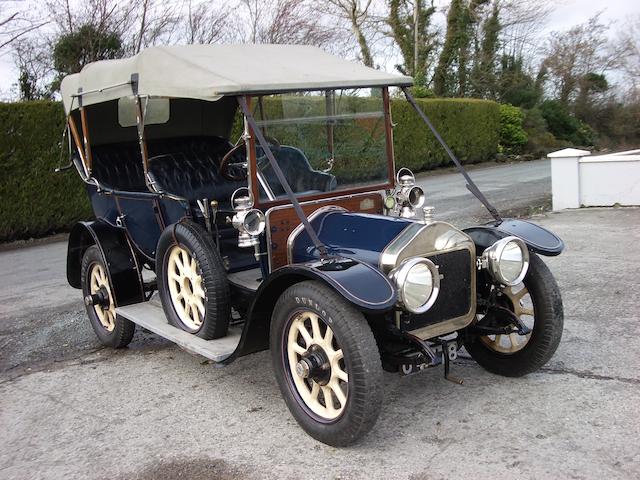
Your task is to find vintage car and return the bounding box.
[59,44,564,446]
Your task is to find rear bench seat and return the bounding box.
[90,136,245,204]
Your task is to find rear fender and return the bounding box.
[464,218,564,256]
[67,221,144,306]
[226,257,396,361]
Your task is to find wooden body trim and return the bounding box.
[79,107,93,174]
[68,116,86,170]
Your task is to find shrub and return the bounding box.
[498,104,528,154]
[522,107,564,157]
[0,97,499,241]
[0,101,91,241]
[539,100,596,147]
[392,97,500,171]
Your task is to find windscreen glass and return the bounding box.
[250,88,390,201]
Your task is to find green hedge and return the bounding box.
[392,97,499,171]
[0,97,498,241]
[0,101,91,241]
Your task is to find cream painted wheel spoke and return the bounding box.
[481,285,533,354]
[188,303,201,326]
[90,273,100,291]
[324,326,333,347]
[509,333,520,351]
[330,380,346,406]
[88,263,116,332]
[193,279,205,298]
[194,297,206,317]
[292,343,307,355]
[334,365,348,382]
[310,381,320,400]
[296,323,313,347]
[167,245,206,332]
[286,311,348,421]
[310,314,321,340]
[173,254,184,271]
[321,386,336,413]
[180,250,189,271]
[512,286,527,301]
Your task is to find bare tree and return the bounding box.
[13,36,53,99]
[543,13,631,107]
[127,0,182,54]
[320,0,375,66]
[182,0,231,44]
[497,0,553,61]
[238,0,339,47]
[619,15,640,102]
[0,0,48,50]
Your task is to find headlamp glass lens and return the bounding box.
[403,262,434,311]
[242,209,266,236]
[499,241,525,284]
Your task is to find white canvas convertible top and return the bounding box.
[60,44,413,113]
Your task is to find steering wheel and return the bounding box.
[220,135,282,181]
[220,141,248,181]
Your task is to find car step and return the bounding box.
[115,300,242,363]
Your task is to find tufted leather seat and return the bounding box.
[259,146,337,197]
[91,142,147,191]
[147,136,245,203]
[90,136,335,204]
[90,136,244,202]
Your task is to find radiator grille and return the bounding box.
[403,248,473,332]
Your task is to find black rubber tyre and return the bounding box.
[465,253,564,377]
[81,245,135,348]
[156,220,230,339]
[270,280,383,447]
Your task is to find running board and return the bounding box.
[115,301,241,363]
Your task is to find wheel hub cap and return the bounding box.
[89,263,116,332]
[295,349,329,381]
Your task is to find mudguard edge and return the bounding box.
[67,220,145,306]
[464,218,564,256]
[226,257,397,362]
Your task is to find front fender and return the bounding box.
[464,218,564,256]
[226,257,396,362]
[279,258,397,312]
[67,220,144,306]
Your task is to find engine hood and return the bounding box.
[288,209,474,270]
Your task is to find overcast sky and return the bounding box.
[0,0,637,99]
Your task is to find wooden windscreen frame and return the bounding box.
[246,86,396,209]
[382,87,396,184]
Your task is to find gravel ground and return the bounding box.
[1,159,639,479]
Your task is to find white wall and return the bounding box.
[579,157,640,206]
[548,149,640,210]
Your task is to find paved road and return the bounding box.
[8,162,639,479]
[416,159,551,225]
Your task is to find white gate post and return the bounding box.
[548,148,591,211]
